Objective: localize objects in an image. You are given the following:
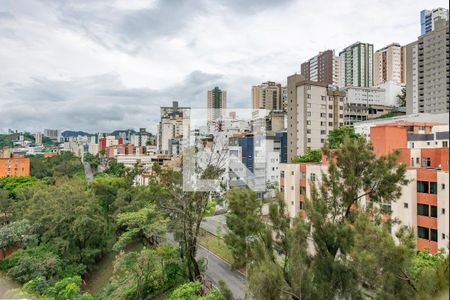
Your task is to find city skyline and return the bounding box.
[0,0,448,133]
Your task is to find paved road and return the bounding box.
[201,214,227,235]
[198,246,247,299]
[82,161,94,182]
[165,233,247,299]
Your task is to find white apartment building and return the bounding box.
[339,42,374,88]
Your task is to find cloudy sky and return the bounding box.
[0,0,448,133]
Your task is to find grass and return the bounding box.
[198,230,234,264]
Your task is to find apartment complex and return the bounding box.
[44,129,61,142]
[157,101,190,156]
[287,74,344,161]
[207,87,227,123]
[280,122,449,254]
[373,43,405,86]
[252,81,282,110]
[300,50,340,86]
[420,8,449,34]
[34,132,43,146]
[339,42,374,88]
[406,19,449,114]
[0,153,30,177]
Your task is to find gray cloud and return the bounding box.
[0,0,448,133]
[0,71,254,133]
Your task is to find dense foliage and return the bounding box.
[225,134,448,299]
[30,152,83,179]
[291,149,322,163]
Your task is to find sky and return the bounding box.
[0,0,448,134]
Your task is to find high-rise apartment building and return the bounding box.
[44,129,61,142]
[406,19,449,114]
[300,50,340,86]
[339,42,374,88]
[35,132,43,146]
[252,81,282,110]
[287,74,345,161]
[374,43,405,86]
[421,8,449,35]
[157,101,190,156]
[207,87,227,122]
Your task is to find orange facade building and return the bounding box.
[0,154,30,177]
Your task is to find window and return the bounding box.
[417,226,429,239]
[431,205,438,218]
[307,103,311,108]
[321,130,326,135]
[430,182,437,194]
[329,122,333,126]
[321,96,326,101]
[307,121,311,125]
[300,201,304,209]
[411,142,414,149]
[291,186,294,190]
[417,181,429,193]
[328,113,333,118]
[329,105,333,109]
[320,113,326,117]
[442,184,446,190]
[443,141,448,148]
[442,208,446,214]
[442,233,446,240]
[307,138,311,143]
[307,94,311,99]
[411,158,414,166]
[291,171,294,175]
[417,204,429,216]
[404,202,409,208]
[310,173,316,181]
[416,157,420,164]
[321,104,326,109]
[307,129,311,134]
[307,112,311,117]
[431,229,438,242]
[422,157,431,167]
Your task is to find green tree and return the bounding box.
[109,245,183,300]
[15,179,111,265]
[169,281,225,300]
[0,189,11,224]
[154,162,224,282]
[291,149,322,163]
[326,126,361,149]
[227,136,412,299]
[0,219,37,252]
[396,87,406,107]
[0,176,38,197]
[89,175,128,213]
[113,205,167,251]
[24,275,94,300]
[104,158,126,177]
[224,188,264,269]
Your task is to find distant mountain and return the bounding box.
[62,130,92,138]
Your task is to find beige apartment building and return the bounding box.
[252,81,282,110]
[287,74,345,162]
[374,43,406,86]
